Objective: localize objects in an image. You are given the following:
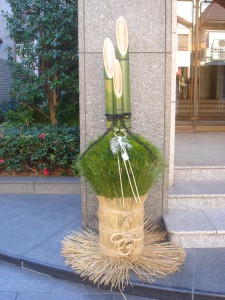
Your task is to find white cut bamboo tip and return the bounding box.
[103,38,115,78]
[113,59,122,98]
[116,16,128,56]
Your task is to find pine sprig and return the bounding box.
[76,132,164,199]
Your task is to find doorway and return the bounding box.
[176,0,225,132]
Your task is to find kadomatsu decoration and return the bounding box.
[62,16,185,290]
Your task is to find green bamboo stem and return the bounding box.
[116,16,131,129]
[103,38,115,128]
[113,59,123,128]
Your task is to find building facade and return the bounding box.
[176,0,225,131]
[0,0,14,106]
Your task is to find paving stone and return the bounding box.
[23,220,81,266]
[0,214,70,255]
[0,292,17,300]
[113,295,157,300]
[16,292,50,300]
[175,133,225,167]
[81,286,114,295]
[52,279,83,294]
[0,194,61,225]
[49,292,81,300]
[0,195,81,255]
[82,294,114,300]
[194,248,225,295]
[150,248,196,292]
[0,261,54,292]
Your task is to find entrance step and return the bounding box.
[163,208,225,248]
[168,178,225,209]
[0,177,81,194]
[164,169,225,248]
[174,166,225,181]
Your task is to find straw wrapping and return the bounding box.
[99,223,144,258]
[98,195,146,259]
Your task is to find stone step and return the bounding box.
[0,177,81,194]
[169,179,225,209]
[174,166,225,181]
[169,194,225,209]
[163,208,225,248]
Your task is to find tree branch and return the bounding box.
[16,101,51,121]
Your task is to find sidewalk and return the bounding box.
[0,260,153,300]
[0,178,224,299]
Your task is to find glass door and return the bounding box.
[176,0,225,131]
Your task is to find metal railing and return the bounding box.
[211,48,225,61]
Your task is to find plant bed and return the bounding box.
[0,168,74,177]
[0,123,80,176]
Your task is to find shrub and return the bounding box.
[0,123,80,176]
[0,99,18,123]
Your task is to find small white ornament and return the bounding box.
[110,129,141,204]
[110,135,132,156]
[122,152,129,161]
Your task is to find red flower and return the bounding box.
[0,158,4,163]
[39,133,45,139]
[43,168,50,176]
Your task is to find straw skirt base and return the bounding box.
[61,226,186,289]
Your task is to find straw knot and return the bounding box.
[110,228,144,257]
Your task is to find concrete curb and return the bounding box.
[0,176,81,194]
[0,250,192,300]
[0,249,224,300]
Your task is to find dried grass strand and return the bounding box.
[61,226,186,290]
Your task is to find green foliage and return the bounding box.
[4,107,35,126]
[76,132,164,199]
[0,123,80,175]
[0,99,18,123]
[3,0,79,125]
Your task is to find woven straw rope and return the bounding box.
[98,195,146,258]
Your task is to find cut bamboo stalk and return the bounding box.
[116,16,131,128]
[103,38,115,128]
[113,59,123,128]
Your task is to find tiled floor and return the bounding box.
[1,193,225,299]
[175,132,225,166]
[0,261,154,300]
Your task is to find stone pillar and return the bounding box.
[79,0,174,228]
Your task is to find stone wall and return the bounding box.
[0,58,12,104]
[79,0,174,228]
